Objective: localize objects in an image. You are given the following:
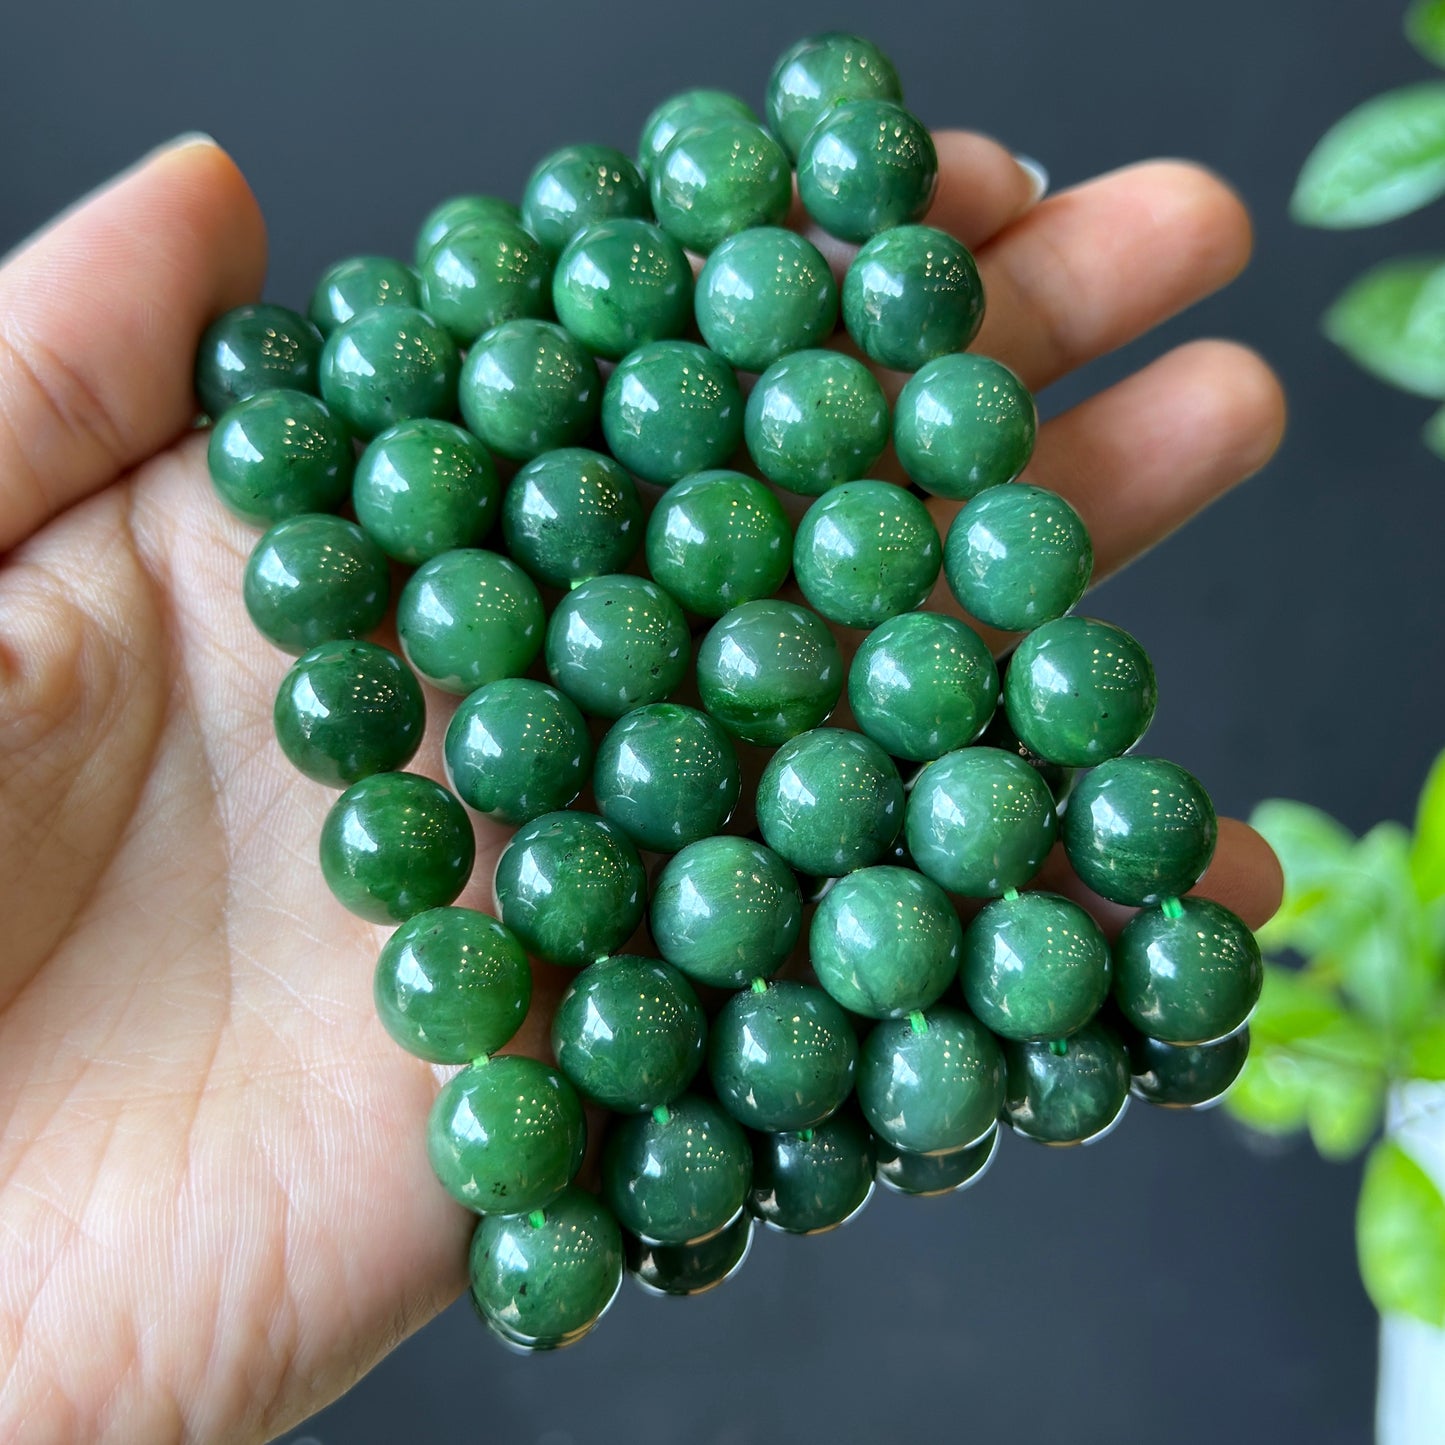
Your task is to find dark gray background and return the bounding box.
[4,1,1440,1441]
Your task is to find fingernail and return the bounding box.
[1013,154,1049,205]
[150,131,219,160]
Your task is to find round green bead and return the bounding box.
[906,746,1059,898]
[1062,756,1218,906]
[857,1006,1005,1154]
[194,303,323,420]
[414,194,521,268]
[756,728,904,878]
[521,144,651,257]
[318,306,460,441]
[979,701,1077,806]
[243,514,389,655]
[651,118,791,254]
[601,340,743,485]
[445,678,591,826]
[875,1125,999,1197]
[428,1055,585,1213]
[695,228,839,373]
[745,350,888,496]
[396,549,544,696]
[373,906,531,1064]
[602,1093,752,1245]
[1003,1019,1131,1145]
[847,612,997,762]
[766,32,903,160]
[639,88,758,177]
[1126,1023,1251,1108]
[458,319,600,462]
[894,354,1036,500]
[749,1109,876,1234]
[960,891,1111,1042]
[308,255,422,336]
[493,811,646,968]
[592,703,740,852]
[792,480,941,628]
[419,219,554,345]
[207,389,353,526]
[626,1212,753,1296]
[273,640,424,787]
[352,418,499,565]
[650,836,802,989]
[319,772,475,924]
[810,864,961,1018]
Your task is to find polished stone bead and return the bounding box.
[308,255,422,336]
[544,574,691,719]
[810,865,961,1018]
[708,980,858,1132]
[601,340,743,485]
[194,303,323,419]
[243,514,389,655]
[906,746,1058,898]
[792,479,941,628]
[318,306,460,441]
[756,728,904,877]
[695,228,839,373]
[644,470,792,618]
[797,100,938,243]
[843,226,984,372]
[397,549,544,695]
[1002,1019,1131,1145]
[493,811,646,968]
[373,906,531,1064]
[273,640,424,787]
[414,194,521,267]
[319,772,475,923]
[1126,1023,1251,1108]
[626,1212,753,1296]
[651,118,792,254]
[1061,756,1219,906]
[847,612,997,762]
[522,144,651,257]
[553,218,693,359]
[458,319,600,461]
[428,1055,585,1212]
[352,418,499,565]
[602,1093,752,1245]
[639,88,758,177]
[978,701,1076,806]
[551,955,706,1112]
[469,1187,622,1351]
[650,836,803,988]
[1004,617,1157,767]
[444,678,591,826]
[766,32,903,159]
[593,703,740,852]
[875,1125,1000,1196]
[744,350,889,495]
[961,891,1111,1042]
[749,1109,876,1234]
[894,354,1037,500]
[419,219,554,345]
[857,1006,1005,1154]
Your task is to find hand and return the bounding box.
[0,134,1285,1443]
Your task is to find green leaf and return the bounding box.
[1406,1015,1445,1079]
[1324,256,1445,398]
[1408,0,1445,68]
[1412,748,1445,901]
[1251,800,1358,952]
[1307,1065,1385,1159]
[1294,84,1445,227]
[1225,1048,1313,1134]
[1422,404,1445,459]
[1357,1139,1445,1324]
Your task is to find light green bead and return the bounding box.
[639,88,759,176]
[414,194,520,267]
[766,32,903,159]
[308,255,422,336]
[651,118,792,254]
[419,219,554,345]
[318,306,460,441]
[521,144,651,256]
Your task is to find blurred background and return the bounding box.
[4,0,1440,1440]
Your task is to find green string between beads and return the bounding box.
[908,1009,928,1035]
[1161,896,1184,919]
[1048,1038,1069,1057]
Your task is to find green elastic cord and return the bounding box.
[797,1128,814,1142]
[1161,896,1185,919]
[527,1209,547,1228]
[1003,887,1020,902]
[470,1052,492,1068]
[652,1103,672,1125]
[1048,1038,1069,1057]
[908,1009,928,1035]
[750,976,769,995]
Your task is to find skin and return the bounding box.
[0,133,1285,1442]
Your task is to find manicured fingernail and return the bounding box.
[1013,154,1049,204]
[152,131,219,158]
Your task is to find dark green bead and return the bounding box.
[749,1109,876,1234]
[1061,756,1218,906]
[1114,899,1262,1045]
[243,514,389,655]
[601,340,743,485]
[469,1187,622,1351]
[551,955,705,1111]
[639,88,758,177]
[545,574,690,719]
[960,891,1111,1042]
[494,811,646,968]
[445,678,591,826]
[792,480,941,628]
[745,350,888,495]
[1003,1019,1131,1145]
[396,549,544,695]
[847,612,997,762]
[906,747,1058,898]
[894,354,1036,500]
[650,836,803,989]
[522,145,650,257]
[766,32,903,159]
[207,390,353,526]
[318,306,460,441]
[810,864,961,1018]
[428,1055,585,1212]
[194,303,323,419]
[651,118,791,254]
[626,1212,753,1296]
[352,418,499,565]
[1126,1023,1251,1108]
[602,1093,752,1245]
[553,219,693,359]
[308,255,422,336]
[857,1006,1006,1154]
[695,228,839,373]
[273,640,424,787]
[458,319,600,462]
[419,219,554,345]
[875,1125,1000,1196]
[592,703,740,852]
[414,194,521,267]
[319,772,475,924]
[756,728,904,877]
[373,906,531,1064]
